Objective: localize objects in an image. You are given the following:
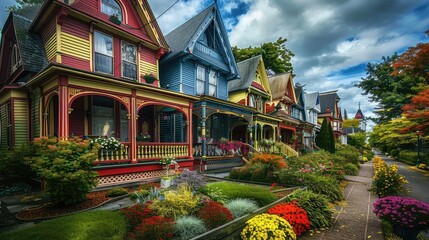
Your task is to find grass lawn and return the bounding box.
[200,181,278,206]
[0,210,127,240]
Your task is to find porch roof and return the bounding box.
[25,63,199,101]
[193,95,255,121]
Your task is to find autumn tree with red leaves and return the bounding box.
[401,87,429,135]
[392,30,429,83]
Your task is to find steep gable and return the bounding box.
[319,91,340,116]
[163,4,239,78]
[230,55,270,95]
[268,73,296,104]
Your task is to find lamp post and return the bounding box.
[416,131,421,166]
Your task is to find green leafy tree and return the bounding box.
[232,37,294,74]
[315,118,329,151]
[347,132,367,149]
[342,119,360,129]
[328,122,335,153]
[8,0,44,11]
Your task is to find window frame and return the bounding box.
[10,44,21,74]
[208,69,217,97]
[121,40,137,80]
[94,31,114,75]
[101,0,123,22]
[196,65,206,95]
[5,102,12,148]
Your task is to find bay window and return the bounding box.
[121,41,137,80]
[94,31,113,74]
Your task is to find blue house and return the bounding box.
[159,3,254,170]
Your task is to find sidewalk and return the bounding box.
[302,161,383,240]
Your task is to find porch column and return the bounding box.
[58,76,69,139]
[130,90,137,163]
[201,102,207,158]
[188,102,193,159]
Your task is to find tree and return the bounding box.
[315,118,330,152]
[328,123,335,153]
[347,132,366,149]
[8,0,44,11]
[392,30,429,83]
[342,119,360,129]
[356,54,424,123]
[401,87,429,135]
[232,37,294,74]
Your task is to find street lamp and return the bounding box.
[416,131,421,166]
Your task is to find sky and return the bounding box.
[146,0,429,129]
[1,0,428,130]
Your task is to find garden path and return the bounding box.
[301,160,383,240]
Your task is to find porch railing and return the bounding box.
[137,142,189,161]
[193,143,248,157]
[94,142,131,164]
[255,141,299,158]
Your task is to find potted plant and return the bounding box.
[89,136,123,159]
[143,73,157,84]
[159,157,178,188]
[373,196,429,240]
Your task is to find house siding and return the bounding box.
[0,105,6,150]
[160,60,180,92]
[182,60,195,95]
[31,89,41,139]
[41,18,57,62]
[218,73,227,100]
[13,99,28,145]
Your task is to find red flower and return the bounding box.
[267,202,311,236]
[197,201,234,229]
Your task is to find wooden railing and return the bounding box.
[137,142,189,161]
[255,141,299,158]
[193,143,245,157]
[94,142,131,164]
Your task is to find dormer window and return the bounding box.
[101,0,122,22]
[11,44,21,73]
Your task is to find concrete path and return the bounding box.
[301,161,383,240]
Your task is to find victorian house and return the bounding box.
[304,91,321,147]
[159,4,254,171]
[0,0,198,186]
[291,83,315,151]
[318,90,346,144]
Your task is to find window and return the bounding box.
[94,31,113,74]
[10,44,21,73]
[208,70,217,97]
[121,41,137,80]
[196,65,205,95]
[257,97,263,113]
[101,0,122,21]
[6,103,12,148]
[249,95,255,107]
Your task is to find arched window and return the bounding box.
[101,0,122,22]
[11,44,21,73]
[249,95,255,107]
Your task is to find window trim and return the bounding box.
[10,44,21,74]
[94,30,114,75]
[196,65,206,95]
[100,0,123,22]
[208,69,217,97]
[120,40,137,80]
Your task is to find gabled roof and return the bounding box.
[355,108,364,119]
[268,73,296,103]
[319,90,340,114]
[229,55,270,96]
[294,84,304,107]
[164,5,214,59]
[8,5,48,74]
[162,4,239,77]
[305,92,320,111]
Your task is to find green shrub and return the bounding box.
[398,150,422,165]
[285,189,333,229]
[149,185,198,218]
[107,187,129,197]
[390,149,400,158]
[342,163,359,175]
[224,198,259,218]
[30,137,99,206]
[199,182,277,206]
[278,171,343,202]
[333,145,360,165]
[174,216,207,240]
[0,144,36,179]
[0,210,126,240]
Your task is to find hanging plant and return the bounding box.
[143,73,157,84]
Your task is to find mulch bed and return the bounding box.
[16,190,113,221]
